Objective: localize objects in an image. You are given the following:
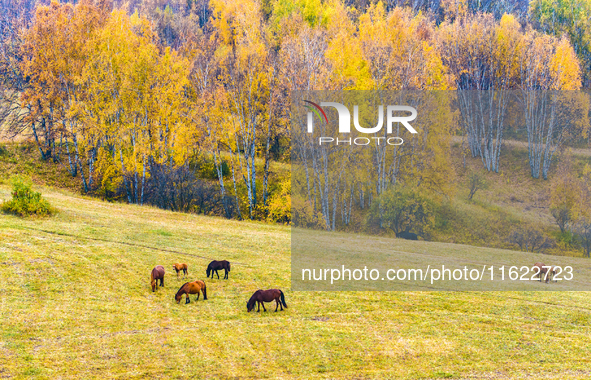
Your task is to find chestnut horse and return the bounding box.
[150,265,165,292]
[175,280,208,304]
[207,260,231,279]
[547,266,559,283]
[247,289,287,312]
[172,263,188,279]
[534,262,551,283]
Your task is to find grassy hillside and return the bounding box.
[0,143,79,192]
[1,186,591,379]
[2,137,591,256]
[430,141,591,256]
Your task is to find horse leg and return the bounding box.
[257,301,260,312]
[275,299,279,312]
[216,270,220,279]
[185,294,190,304]
[196,291,200,301]
[262,302,267,312]
[224,269,228,279]
[160,278,164,287]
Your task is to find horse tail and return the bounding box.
[203,282,207,300]
[280,290,287,308]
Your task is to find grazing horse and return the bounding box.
[207,260,231,279]
[247,289,287,312]
[175,280,207,304]
[150,265,165,292]
[533,262,550,283]
[547,266,559,283]
[172,263,188,279]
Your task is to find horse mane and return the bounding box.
[247,290,260,308]
[175,282,190,298]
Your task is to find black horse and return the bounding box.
[206,260,231,279]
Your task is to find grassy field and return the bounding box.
[2,186,591,379]
[291,228,591,291]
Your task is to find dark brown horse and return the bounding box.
[175,280,207,304]
[207,260,230,279]
[247,289,287,312]
[534,262,551,283]
[150,265,165,292]
[172,263,188,279]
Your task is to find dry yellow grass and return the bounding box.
[1,186,591,379]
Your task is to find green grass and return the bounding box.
[1,186,591,379]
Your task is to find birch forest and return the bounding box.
[1,0,590,238]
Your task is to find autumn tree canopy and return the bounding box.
[0,0,589,227]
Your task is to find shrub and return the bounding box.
[291,194,324,229]
[1,176,55,217]
[366,185,435,236]
[193,155,230,180]
[574,218,591,257]
[144,162,235,217]
[467,172,488,201]
[554,230,576,249]
[509,226,551,253]
[267,180,291,224]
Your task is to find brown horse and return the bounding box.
[534,262,551,283]
[175,280,208,304]
[247,289,287,312]
[547,266,559,283]
[207,260,231,279]
[151,265,165,292]
[172,263,188,279]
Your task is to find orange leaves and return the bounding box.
[21,2,194,187]
[20,0,108,154]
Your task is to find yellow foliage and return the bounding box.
[550,37,582,90]
[267,179,291,224]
